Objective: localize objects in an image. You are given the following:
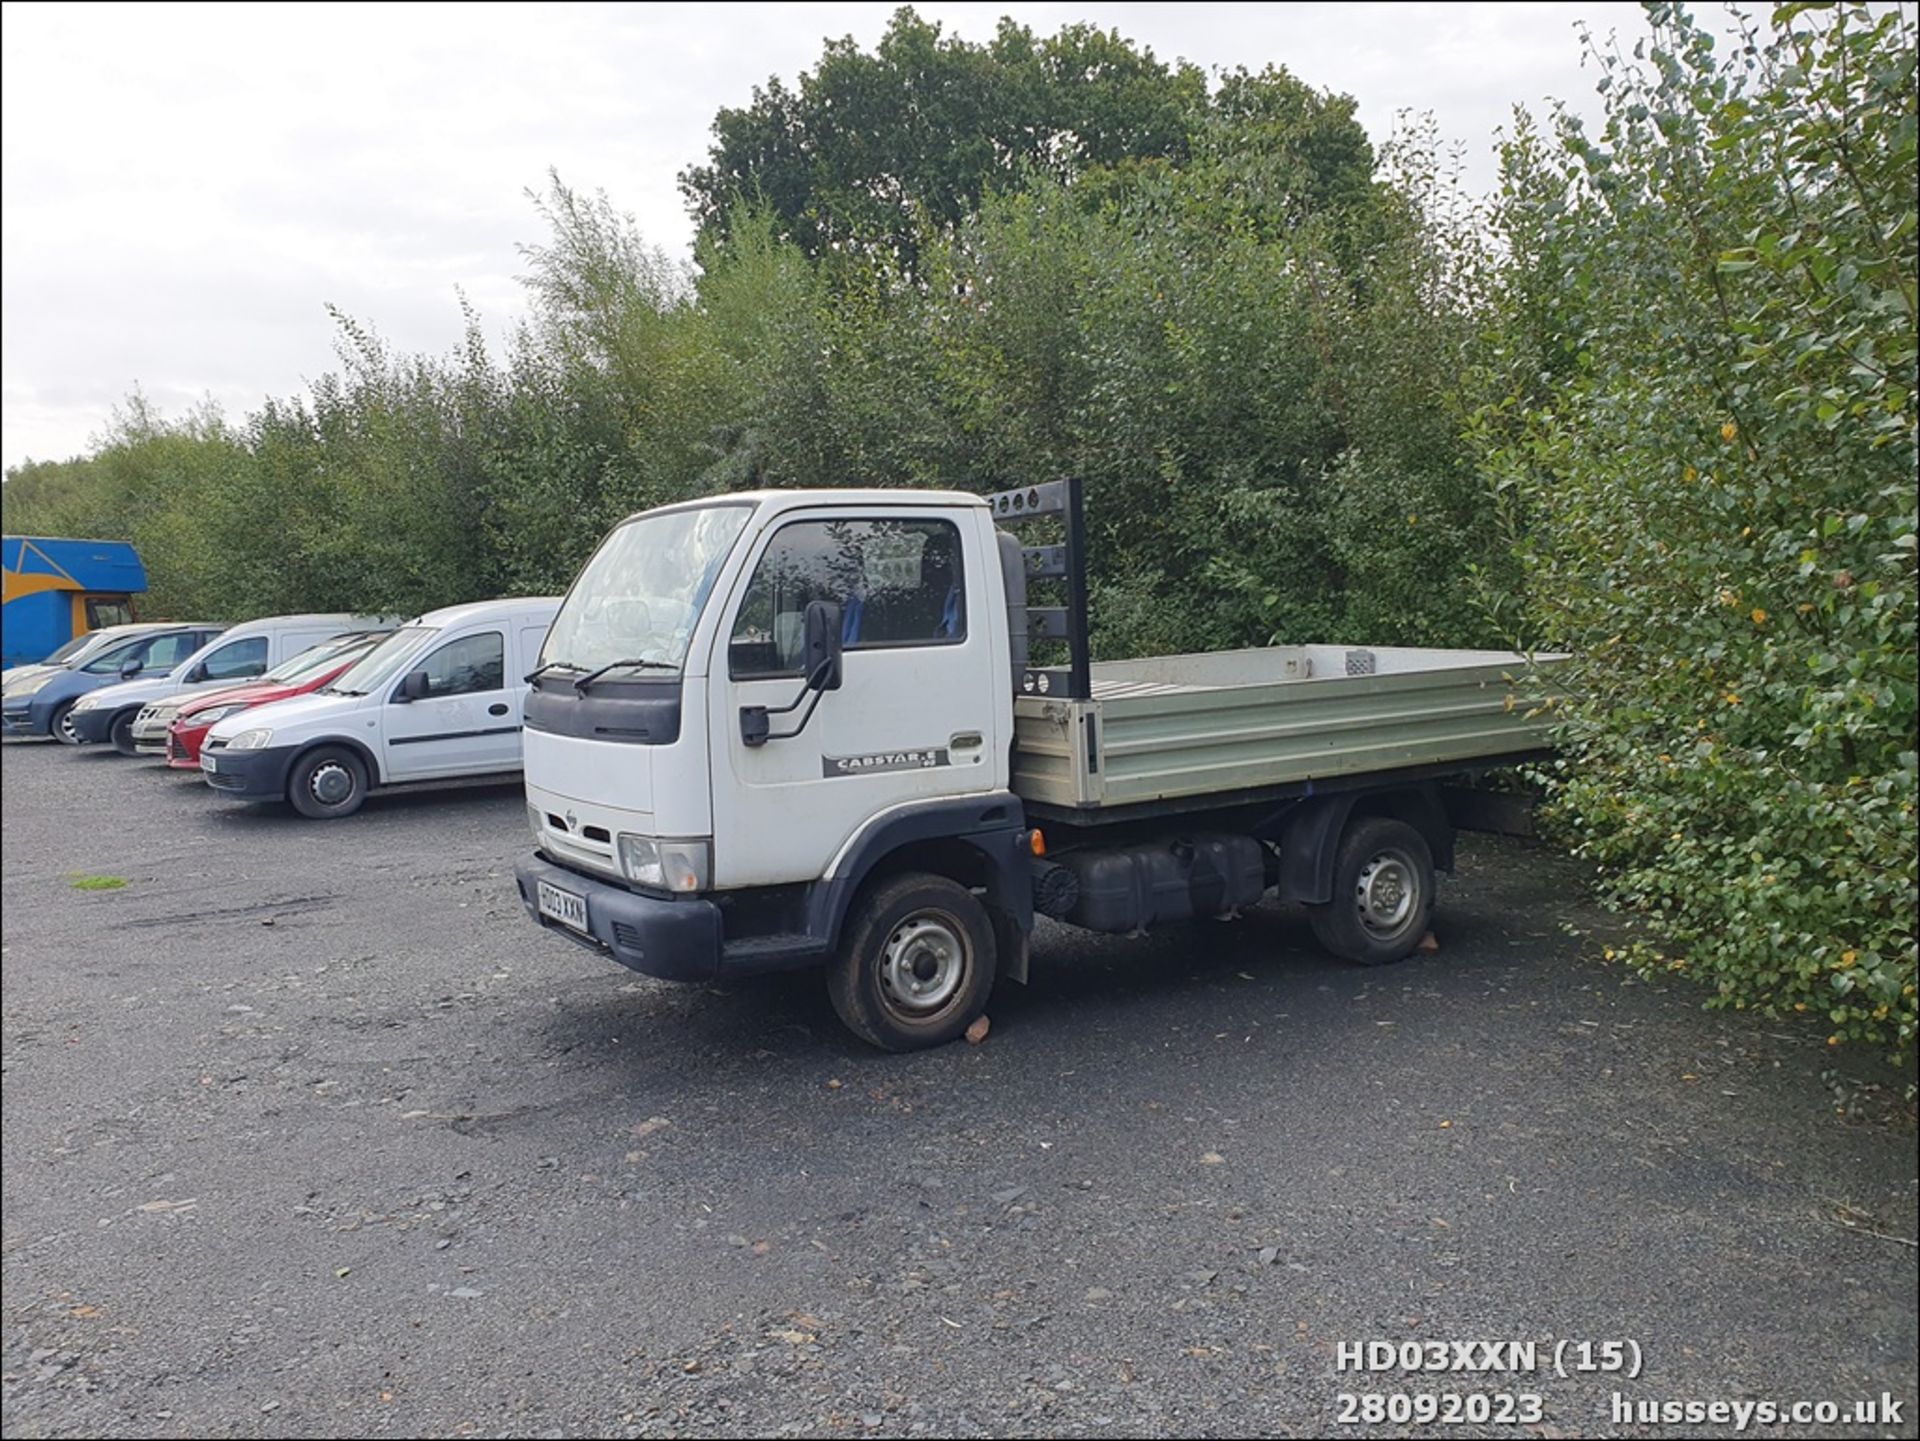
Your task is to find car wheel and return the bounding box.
[109,711,140,756]
[827,873,996,1051]
[1306,817,1435,964]
[288,746,369,820]
[50,702,81,745]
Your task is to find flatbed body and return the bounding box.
[1013,644,1560,816]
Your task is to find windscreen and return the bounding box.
[264,635,371,684]
[44,634,95,665]
[323,627,435,696]
[540,503,752,674]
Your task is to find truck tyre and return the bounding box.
[50,701,80,746]
[109,710,140,756]
[288,746,369,820]
[1307,817,1435,965]
[828,873,996,1051]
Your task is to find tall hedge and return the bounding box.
[1478,1,1917,1056]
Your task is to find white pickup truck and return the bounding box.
[514,482,1560,1050]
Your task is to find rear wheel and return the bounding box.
[288,746,369,820]
[50,701,80,746]
[109,710,140,756]
[828,873,996,1051]
[1307,817,1435,965]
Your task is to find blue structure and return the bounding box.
[1,536,148,669]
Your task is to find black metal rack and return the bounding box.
[984,477,1090,702]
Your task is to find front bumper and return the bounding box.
[67,706,119,744]
[199,742,298,802]
[1,702,46,738]
[131,713,174,754]
[515,851,722,983]
[166,725,207,768]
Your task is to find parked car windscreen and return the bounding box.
[44,634,98,665]
[322,627,434,696]
[541,503,752,675]
[263,635,374,685]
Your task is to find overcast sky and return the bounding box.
[0,1,1652,473]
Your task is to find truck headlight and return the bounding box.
[226,728,275,750]
[616,834,710,893]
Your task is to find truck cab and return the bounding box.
[516,486,1558,1050]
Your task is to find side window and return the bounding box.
[83,640,147,674]
[144,633,199,669]
[86,599,133,629]
[728,519,966,680]
[415,631,505,697]
[200,636,269,681]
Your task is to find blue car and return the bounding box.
[1,624,226,744]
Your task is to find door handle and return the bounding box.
[951,731,983,751]
[488,703,509,716]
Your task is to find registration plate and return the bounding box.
[201,756,219,774]
[537,880,589,933]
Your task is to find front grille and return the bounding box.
[168,735,187,761]
[612,922,645,951]
[203,736,228,752]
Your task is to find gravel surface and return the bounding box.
[2,740,1915,1439]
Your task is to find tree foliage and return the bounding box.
[1476,1,1917,1055]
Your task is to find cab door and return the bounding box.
[379,626,519,780]
[709,508,1001,888]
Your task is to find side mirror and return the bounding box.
[802,599,843,692]
[395,670,431,703]
[119,657,143,678]
[186,663,207,683]
[740,600,844,748]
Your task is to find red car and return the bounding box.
[160,634,384,768]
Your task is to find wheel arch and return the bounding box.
[1273,783,1453,906]
[815,796,1033,983]
[285,734,382,797]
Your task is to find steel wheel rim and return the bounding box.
[879,911,968,1019]
[308,761,355,807]
[1355,848,1419,939]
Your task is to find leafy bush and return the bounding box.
[1478,2,1918,1057]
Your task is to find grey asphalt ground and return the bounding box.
[1,740,1915,1440]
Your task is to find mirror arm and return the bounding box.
[739,660,834,748]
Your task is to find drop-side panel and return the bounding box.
[1012,647,1561,810]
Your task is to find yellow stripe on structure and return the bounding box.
[1,570,84,604]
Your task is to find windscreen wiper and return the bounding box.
[572,658,675,692]
[523,660,583,685]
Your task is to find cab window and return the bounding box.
[729,518,965,680]
[200,636,269,681]
[86,598,133,629]
[415,631,505,697]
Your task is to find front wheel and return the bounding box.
[109,710,140,756]
[50,701,81,746]
[827,873,997,1051]
[1306,817,1435,965]
[288,746,369,820]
